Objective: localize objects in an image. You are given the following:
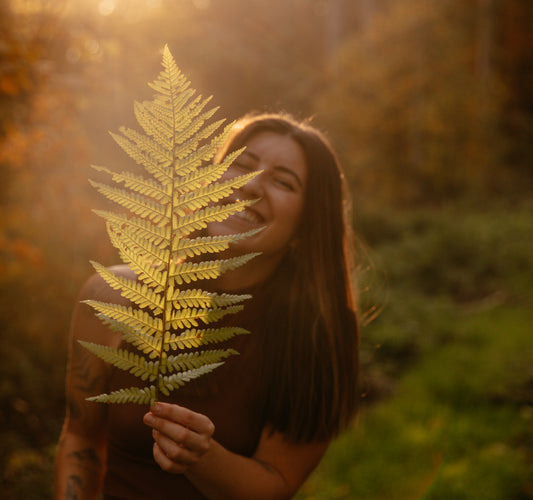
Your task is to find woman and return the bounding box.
[55,113,360,499]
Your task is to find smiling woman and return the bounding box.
[55,112,360,500]
[207,131,308,289]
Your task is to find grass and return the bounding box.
[297,304,533,499]
[297,204,533,499]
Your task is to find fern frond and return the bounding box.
[106,224,167,291]
[164,349,237,374]
[83,46,260,405]
[119,126,173,164]
[87,385,156,405]
[173,121,227,174]
[149,47,189,96]
[95,315,139,336]
[166,327,249,350]
[166,304,244,330]
[120,326,248,358]
[174,109,220,153]
[78,341,157,381]
[122,330,162,359]
[95,317,161,359]
[134,101,174,151]
[110,131,173,184]
[92,166,171,203]
[89,180,169,225]
[170,91,204,120]
[110,223,171,263]
[173,148,244,195]
[90,261,164,312]
[148,71,191,99]
[93,211,170,248]
[169,253,260,285]
[158,363,224,396]
[173,95,213,134]
[83,300,162,336]
[174,171,260,216]
[175,199,259,237]
[171,289,251,309]
[173,228,263,259]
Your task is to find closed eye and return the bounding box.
[273,176,296,191]
[232,161,255,172]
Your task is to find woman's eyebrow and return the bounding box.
[242,150,303,187]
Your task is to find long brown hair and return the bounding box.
[217,113,359,442]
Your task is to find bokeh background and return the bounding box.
[1,0,532,498]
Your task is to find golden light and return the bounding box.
[192,0,210,9]
[98,0,116,16]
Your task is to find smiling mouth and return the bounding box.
[233,207,264,225]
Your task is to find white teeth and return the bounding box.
[237,209,262,224]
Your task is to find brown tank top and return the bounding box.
[103,286,267,499]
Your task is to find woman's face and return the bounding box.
[207,131,308,260]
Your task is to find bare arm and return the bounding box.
[143,402,329,500]
[55,267,129,499]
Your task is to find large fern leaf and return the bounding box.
[82,46,261,405]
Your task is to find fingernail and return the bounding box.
[152,403,161,414]
[144,413,154,424]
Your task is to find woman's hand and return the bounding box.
[143,402,215,474]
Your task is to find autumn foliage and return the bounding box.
[1,0,532,497]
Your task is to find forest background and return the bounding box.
[1,0,532,498]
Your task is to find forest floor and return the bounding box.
[298,301,533,499]
[297,204,533,499]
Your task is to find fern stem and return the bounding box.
[152,52,180,406]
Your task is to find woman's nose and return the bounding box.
[239,170,264,198]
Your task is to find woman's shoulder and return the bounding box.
[69,265,136,348]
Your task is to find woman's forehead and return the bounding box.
[242,132,308,183]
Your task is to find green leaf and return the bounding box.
[166,327,250,350]
[87,385,156,405]
[78,341,157,381]
[83,300,163,336]
[82,45,259,405]
[169,253,260,285]
[90,261,164,312]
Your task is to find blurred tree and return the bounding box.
[314,0,510,208]
[0,2,113,493]
[68,0,359,123]
[495,0,533,194]
[52,0,369,178]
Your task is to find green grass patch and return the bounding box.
[298,303,533,499]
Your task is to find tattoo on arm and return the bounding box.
[68,344,107,425]
[68,447,101,468]
[71,345,106,395]
[64,447,102,499]
[65,475,82,500]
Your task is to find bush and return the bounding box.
[358,204,533,303]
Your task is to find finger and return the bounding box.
[151,402,215,436]
[152,429,197,466]
[152,441,188,474]
[143,412,209,453]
